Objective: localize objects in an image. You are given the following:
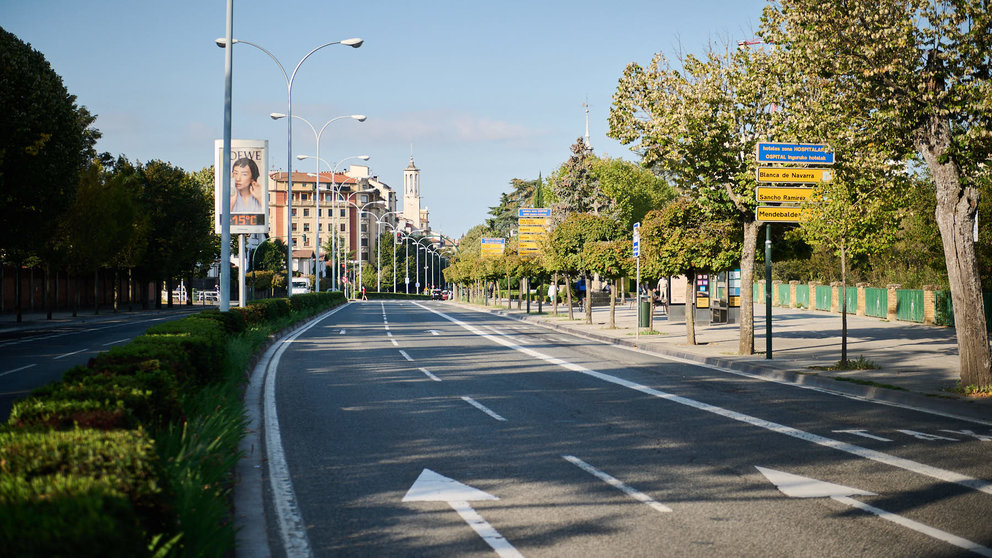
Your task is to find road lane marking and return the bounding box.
[0,364,36,377]
[414,302,992,496]
[403,469,522,558]
[758,467,992,557]
[400,350,414,361]
[563,455,671,513]
[898,430,959,441]
[254,304,348,557]
[833,429,893,442]
[419,367,442,382]
[102,338,131,346]
[942,430,992,442]
[53,349,87,360]
[461,396,507,421]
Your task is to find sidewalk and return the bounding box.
[453,298,992,422]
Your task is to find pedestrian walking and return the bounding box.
[547,282,557,304]
[361,285,368,301]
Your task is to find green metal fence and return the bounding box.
[795,284,810,309]
[754,282,762,303]
[814,285,832,311]
[778,283,791,307]
[895,289,924,323]
[864,288,887,318]
[843,287,857,313]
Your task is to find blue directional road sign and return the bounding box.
[757,142,834,165]
[518,207,552,218]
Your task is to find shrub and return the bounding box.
[196,309,247,334]
[16,369,183,430]
[0,474,147,557]
[8,399,136,431]
[0,429,175,539]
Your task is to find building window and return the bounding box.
[303,223,310,232]
[318,223,323,231]
[340,209,346,217]
[291,208,297,217]
[303,208,309,217]
[292,223,297,232]
[361,224,367,233]
[361,238,368,247]
[361,195,368,204]
[340,224,345,232]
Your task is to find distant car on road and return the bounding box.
[431,288,442,300]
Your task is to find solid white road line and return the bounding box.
[53,348,87,360]
[563,455,672,513]
[412,302,992,496]
[419,367,443,382]
[102,338,131,346]
[0,364,36,378]
[261,304,348,558]
[461,396,507,422]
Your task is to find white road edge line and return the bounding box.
[254,304,348,558]
[462,396,507,422]
[450,501,524,558]
[412,302,992,496]
[419,367,443,382]
[0,364,36,377]
[563,455,672,513]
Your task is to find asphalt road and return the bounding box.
[0,308,201,421]
[254,300,992,556]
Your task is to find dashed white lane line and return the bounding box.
[461,396,507,422]
[400,350,414,362]
[0,364,36,377]
[419,367,442,382]
[102,338,131,346]
[53,348,87,360]
[412,302,992,496]
[563,455,672,513]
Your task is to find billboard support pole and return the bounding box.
[238,234,246,307]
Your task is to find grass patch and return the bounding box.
[627,329,664,336]
[946,384,992,397]
[809,355,880,371]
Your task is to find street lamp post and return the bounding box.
[216,35,363,292]
[270,114,365,292]
[294,152,370,291]
[371,212,398,292]
[343,199,384,295]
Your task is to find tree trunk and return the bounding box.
[686,271,697,345]
[566,274,574,320]
[584,272,592,325]
[609,278,617,328]
[15,264,22,323]
[45,264,52,320]
[917,117,992,387]
[552,273,559,316]
[739,221,759,355]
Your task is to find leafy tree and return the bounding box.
[761,0,992,387]
[256,238,288,273]
[584,239,634,328]
[548,138,612,222]
[609,43,784,355]
[591,157,676,232]
[0,27,100,319]
[640,198,740,344]
[545,213,619,323]
[486,178,537,237]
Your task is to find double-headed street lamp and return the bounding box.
[216,35,363,292]
[371,212,399,292]
[294,151,370,291]
[272,113,365,291]
[343,199,384,295]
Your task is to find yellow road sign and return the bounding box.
[518,217,551,226]
[756,206,812,223]
[757,168,834,184]
[756,186,815,203]
[518,225,547,234]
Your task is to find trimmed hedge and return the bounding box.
[0,429,173,554]
[0,292,347,556]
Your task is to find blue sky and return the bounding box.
[3,0,767,238]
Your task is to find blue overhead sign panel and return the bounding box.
[757,142,834,165]
[518,207,552,218]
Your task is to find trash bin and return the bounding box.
[638,297,651,328]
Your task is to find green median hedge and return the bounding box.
[0,291,346,556]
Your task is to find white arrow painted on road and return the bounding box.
[757,466,992,556]
[403,469,523,558]
[426,329,441,336]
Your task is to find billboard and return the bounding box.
[214,139,268,234]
